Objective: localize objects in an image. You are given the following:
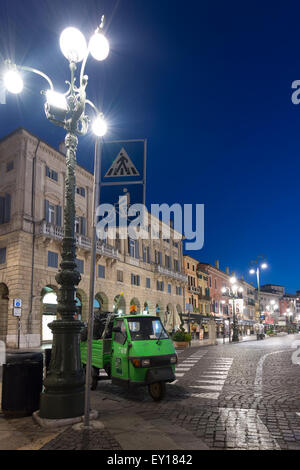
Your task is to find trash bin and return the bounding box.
[1,351,43,417]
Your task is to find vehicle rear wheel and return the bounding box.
[148,381,166,401]
[91,366,99,391]
[104,364,111,379]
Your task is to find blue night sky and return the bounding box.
[0,0,299,292]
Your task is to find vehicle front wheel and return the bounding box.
[148,381,166,401]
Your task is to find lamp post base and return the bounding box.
[39,320,85,420]
[39,390,85,420]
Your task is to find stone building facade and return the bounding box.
[0,128,187,348]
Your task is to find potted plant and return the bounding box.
[172,329,192,349]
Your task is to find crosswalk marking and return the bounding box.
[189,384,223,391]
[196,379,225,384]
[186,356,233,400]
[174,350,208,381]
[190,392,220,399]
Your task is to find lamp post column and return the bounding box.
[232,297,239,342]
[39,131,85,419]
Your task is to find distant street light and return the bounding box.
[2,15,109,420]
[249,256,268,322]
[222,282,243,342]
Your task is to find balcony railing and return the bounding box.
[188,285,200,294]
[38,221,119,259]
[198,294,211,301]
[155,264,188,283]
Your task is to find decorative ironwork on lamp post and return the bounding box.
[2,17,109,419]
[222,277,243,343]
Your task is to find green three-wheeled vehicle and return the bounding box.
[81,313,177,401]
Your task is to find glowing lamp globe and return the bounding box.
[60,27,87,63]
[92,116,107,136]
[4,70,23,94]
[89,32,109,61]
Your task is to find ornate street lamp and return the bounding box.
[3,16,109,419]
[222,277,243,343]
[249,256,267,322]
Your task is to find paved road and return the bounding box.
[91,334,300,450]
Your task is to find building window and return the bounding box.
[117,270,123,282]
[75,216,86,235]
[168,283,172,294]
[155,250,162,265]
[98,265,105,279]
[142,245,151,263]
[174,259,179,272]
[46,166,58,182]
[146,278,151,289]
[157,280,164,292]
[176,286,182,296]
[44,200,62,226]
[0,248,6,264]
[6,161,14,172]
[187,263,190,269]
[76,259,84,274]
[0,194,11,224]
[131,274,140,286]
[209,277,212,288]
[165,255,171,269]
[128,238,139,259]
[48,251,58,268]
[76,186,86,197]
[215,278,217,289]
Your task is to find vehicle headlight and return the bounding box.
[170,355,177,364]
[131,359,141,367]
[141,359,151,367]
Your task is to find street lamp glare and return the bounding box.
[89,31,109,61]
[230,276,237,284]
[4,69,23,94]
[60,27,88,63]
[92,115,107,136]
[261,263,267,269]
[221,287,226,293]
[238,287,243,293]
[249,269,255,274]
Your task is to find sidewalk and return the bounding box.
[189,334,258,348]
[0,399,208,451]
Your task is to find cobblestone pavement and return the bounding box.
[40,427,122,450]
[91,334,300,450]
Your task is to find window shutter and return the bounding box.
[4,194,11,223]
[135,240,139,259]
[44,200,50,222]
[56,205,62,227]
[80,217,86,236]
[0,197,4,224]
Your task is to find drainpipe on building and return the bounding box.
[28,139,40,344]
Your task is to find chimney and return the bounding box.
[59,141,66,155]
[215,260,220,270]
[225,267,229,275]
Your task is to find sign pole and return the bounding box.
[84,137,102,428]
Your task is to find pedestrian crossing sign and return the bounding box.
[100,140,147,206]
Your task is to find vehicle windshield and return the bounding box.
[127,317,169,341]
